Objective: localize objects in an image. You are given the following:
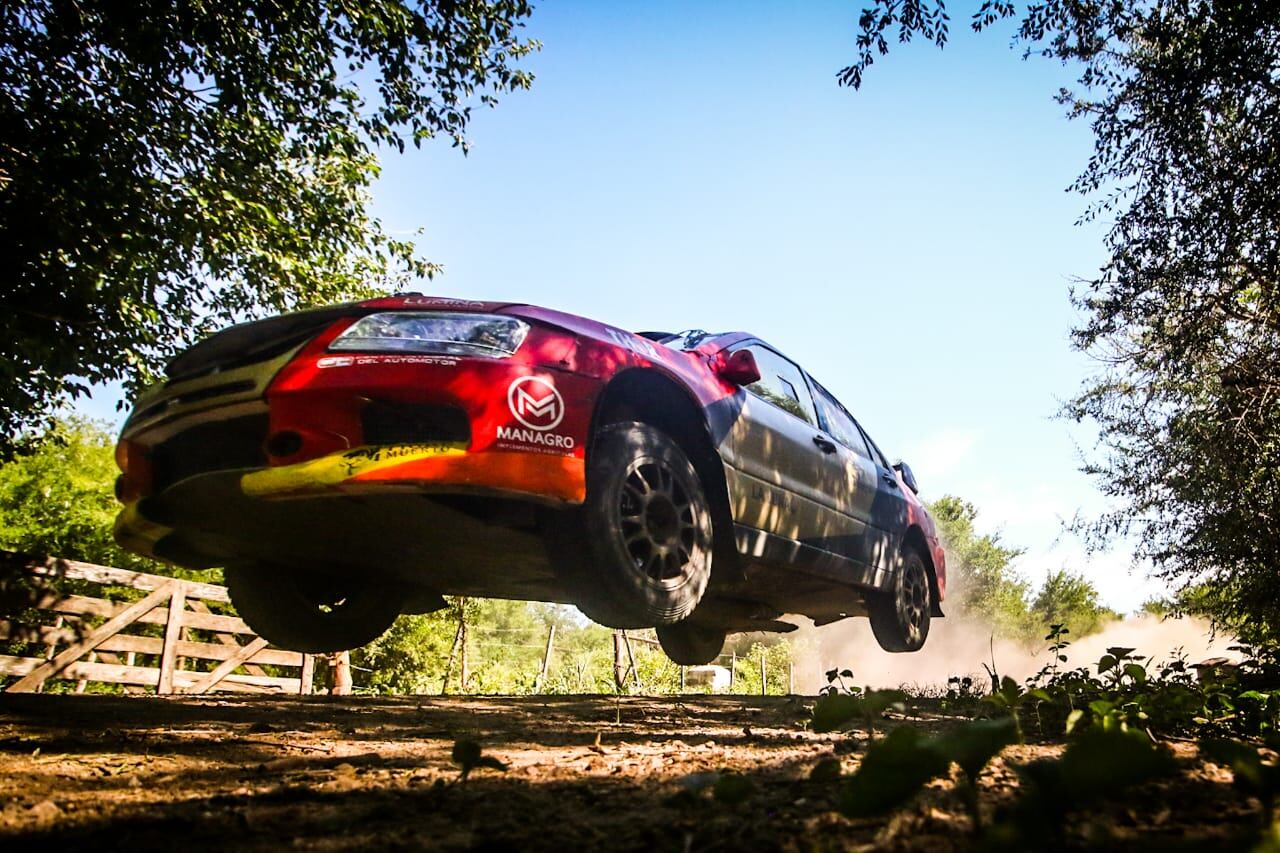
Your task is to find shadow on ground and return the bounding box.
[0,694,1259,851]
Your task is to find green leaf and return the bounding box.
[812,694,861,733]
[932,717,1021,780]
[861,688,908,717]
[1058,729,1176,800]
[810,757,843,783]
[838,727,949,818]
[713,772,756,805]
[812,689,906,733]
[1065,708,1086,735]
[1123,663,1147,684]
[1199,738,1265,789]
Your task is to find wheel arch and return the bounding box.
[590,368,741,579]
[902,524,945,617]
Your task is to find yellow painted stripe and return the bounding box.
[241,443,467,498]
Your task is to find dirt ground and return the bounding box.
[0,693,1261,851]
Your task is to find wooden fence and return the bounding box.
[0,553,318,695]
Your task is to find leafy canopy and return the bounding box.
[847,2,1280,642]
[0,418,166,573]
[1032,569,1119,638]
[1,1,536,438]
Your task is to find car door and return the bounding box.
[854,422,910,574]
[807,379,884,579]
[718,342,860,565]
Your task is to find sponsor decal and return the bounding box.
[337,444,463,475]
[604,328,658,360]
[496,425,576,451]
[507,375,564,431]
[400,296,486,308]
[316,354,457,368]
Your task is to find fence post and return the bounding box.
[536,624,556,692]
[329,651,352,695]
[40,615,62,693]
[299,654,315,695]
[76,651,95,693]
[459,621,469,693]
[441,614,464,694]
[613,630,626,689]
[679,665,686,693]
[157,581,187,694]
[729,650,736,692]
[622,630,640,689]
[759,650,767,697]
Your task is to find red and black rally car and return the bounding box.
[114,295,946,664]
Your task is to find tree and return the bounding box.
[355,605,469,695]
[0,418,220,661]
[928,496,1036,641]
[0,418,177,573]
[1,1,536,440]
[846,2,1280,642]
[1032,570,1118,637]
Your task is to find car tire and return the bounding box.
[569,421,714,629]
[867,548,932,653]
[656,622,727,666]
[224,564,403,653]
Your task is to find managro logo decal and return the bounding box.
[507,375,564,431]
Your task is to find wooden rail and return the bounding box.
[0,553,317,695]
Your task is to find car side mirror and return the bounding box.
[714,349,762,386]
[893,460,918,494]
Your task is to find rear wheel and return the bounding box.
[867,548,931,653]
[566,421,714,628]
[224,565,402,653]
[656,622,727,666]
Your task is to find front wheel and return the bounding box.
[656,622,727,666]
[567,421,714,629]
[867,548,932,653]
[224,565,403,653]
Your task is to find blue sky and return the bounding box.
[79,0,1162,611]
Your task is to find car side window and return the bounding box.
[734,344,818,426]
[857,423,892,469]
[811,383,872,457]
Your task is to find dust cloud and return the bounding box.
[792,614,1240,694]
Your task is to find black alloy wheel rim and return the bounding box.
[617,458,699,583]
[901,559,929,640]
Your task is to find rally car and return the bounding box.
[114,295,946,664]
